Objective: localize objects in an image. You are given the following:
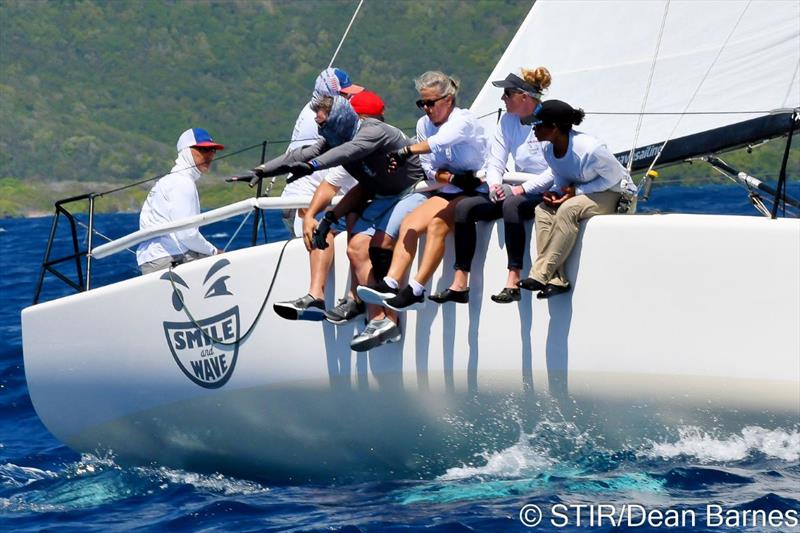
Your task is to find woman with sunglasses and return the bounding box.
[518,99,636,298]
[136,128,225,274]
[357,70,487,311]
[432,67,553,305]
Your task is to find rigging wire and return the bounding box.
[645,0,752,174]
[328,0,365,67]
[626,0,670,174]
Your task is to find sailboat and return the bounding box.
[21,0,799,480]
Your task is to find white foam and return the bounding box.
[0,463,57,488]
[646,426,800,462]
[436,419,588,481]
[149,466,268,495]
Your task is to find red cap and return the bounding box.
[350,90,385,117]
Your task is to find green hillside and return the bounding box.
[0,0,796,217]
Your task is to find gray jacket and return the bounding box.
[261,119,424,197]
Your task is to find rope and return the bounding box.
[626,0,670,173]
[167,237,294,346]
[328,0,365,67]
[645,0,752,174]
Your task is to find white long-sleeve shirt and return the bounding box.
[417,107,487,194]
[282,102,331,198]
[522,130,636,195]
[136,149,216,265]
[485,112,550,192]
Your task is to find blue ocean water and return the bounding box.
[1,184,798,532]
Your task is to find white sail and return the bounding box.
[471,0,800,160]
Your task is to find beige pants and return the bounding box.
[529,191,621,287]
[139,250,209,275]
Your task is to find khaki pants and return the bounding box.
[529,191,621,287]
[139,250,209,275]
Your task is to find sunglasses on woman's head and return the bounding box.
[416,95,447,109]
[503,88,524,98]
[194,146,217,154]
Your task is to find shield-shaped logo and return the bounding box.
[163,306,240,389]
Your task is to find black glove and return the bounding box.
[286,161,315,183]
[449,172,482,193]
[311,211,338,250]
[387,146,412,169]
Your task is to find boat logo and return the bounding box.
[160,259,240,389]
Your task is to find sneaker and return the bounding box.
[490,287,520,303]
[356,280,398,305]
[517,277,546,291]
[429,288,469,304]
[273,294,325,321]
[324,297,366,325]
[385,286,425,312]
[350,317,401,352]
[536,283,571,299]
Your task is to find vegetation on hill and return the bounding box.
[0,0,795,217]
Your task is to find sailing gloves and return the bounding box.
[449,172,482,193]
[387,145,413,169]
[311,211,338,250]
[285,161,315,183]
[489,183,514,203]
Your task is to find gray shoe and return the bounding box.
[350,318,401,352]
[273,294,325,321]
[324,298,366,325]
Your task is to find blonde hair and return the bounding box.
[414,70,459,100]
[520,66,552,93]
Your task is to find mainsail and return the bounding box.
[470,0,800,170]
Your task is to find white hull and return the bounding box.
[21,214,800,479]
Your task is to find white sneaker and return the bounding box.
[350,318,401,352]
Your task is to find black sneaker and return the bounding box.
[428,288,469,304]
[385,286,425,312]
[350,318,401,352]
[490,287,520,303]
[517,277,546,291]
[324,298,366,325]
[273,294,325,321]
[536,283,571,299]
[356,280,398,305]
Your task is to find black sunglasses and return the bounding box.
[503,88,524,98]
[194,146,217,154]
[416,95,448,109]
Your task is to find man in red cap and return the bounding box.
[273,91,386,323]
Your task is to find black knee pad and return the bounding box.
[368,247,393,280]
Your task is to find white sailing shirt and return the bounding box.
[417,107,487,194]
[136,149,217,265]
[485,111,550,190]
[524,130,636,195]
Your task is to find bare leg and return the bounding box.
[505,268,521,288]
[386,196,450,281]
[449,269,469,291]
[307,232,336,299]
[414,197,463,285]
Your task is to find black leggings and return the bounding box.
[453,192,542,271]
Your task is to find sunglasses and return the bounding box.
[503,88,524,98]
[416,95,448,109]
[194,146,217,154]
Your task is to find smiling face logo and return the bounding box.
[161,259,240,389]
